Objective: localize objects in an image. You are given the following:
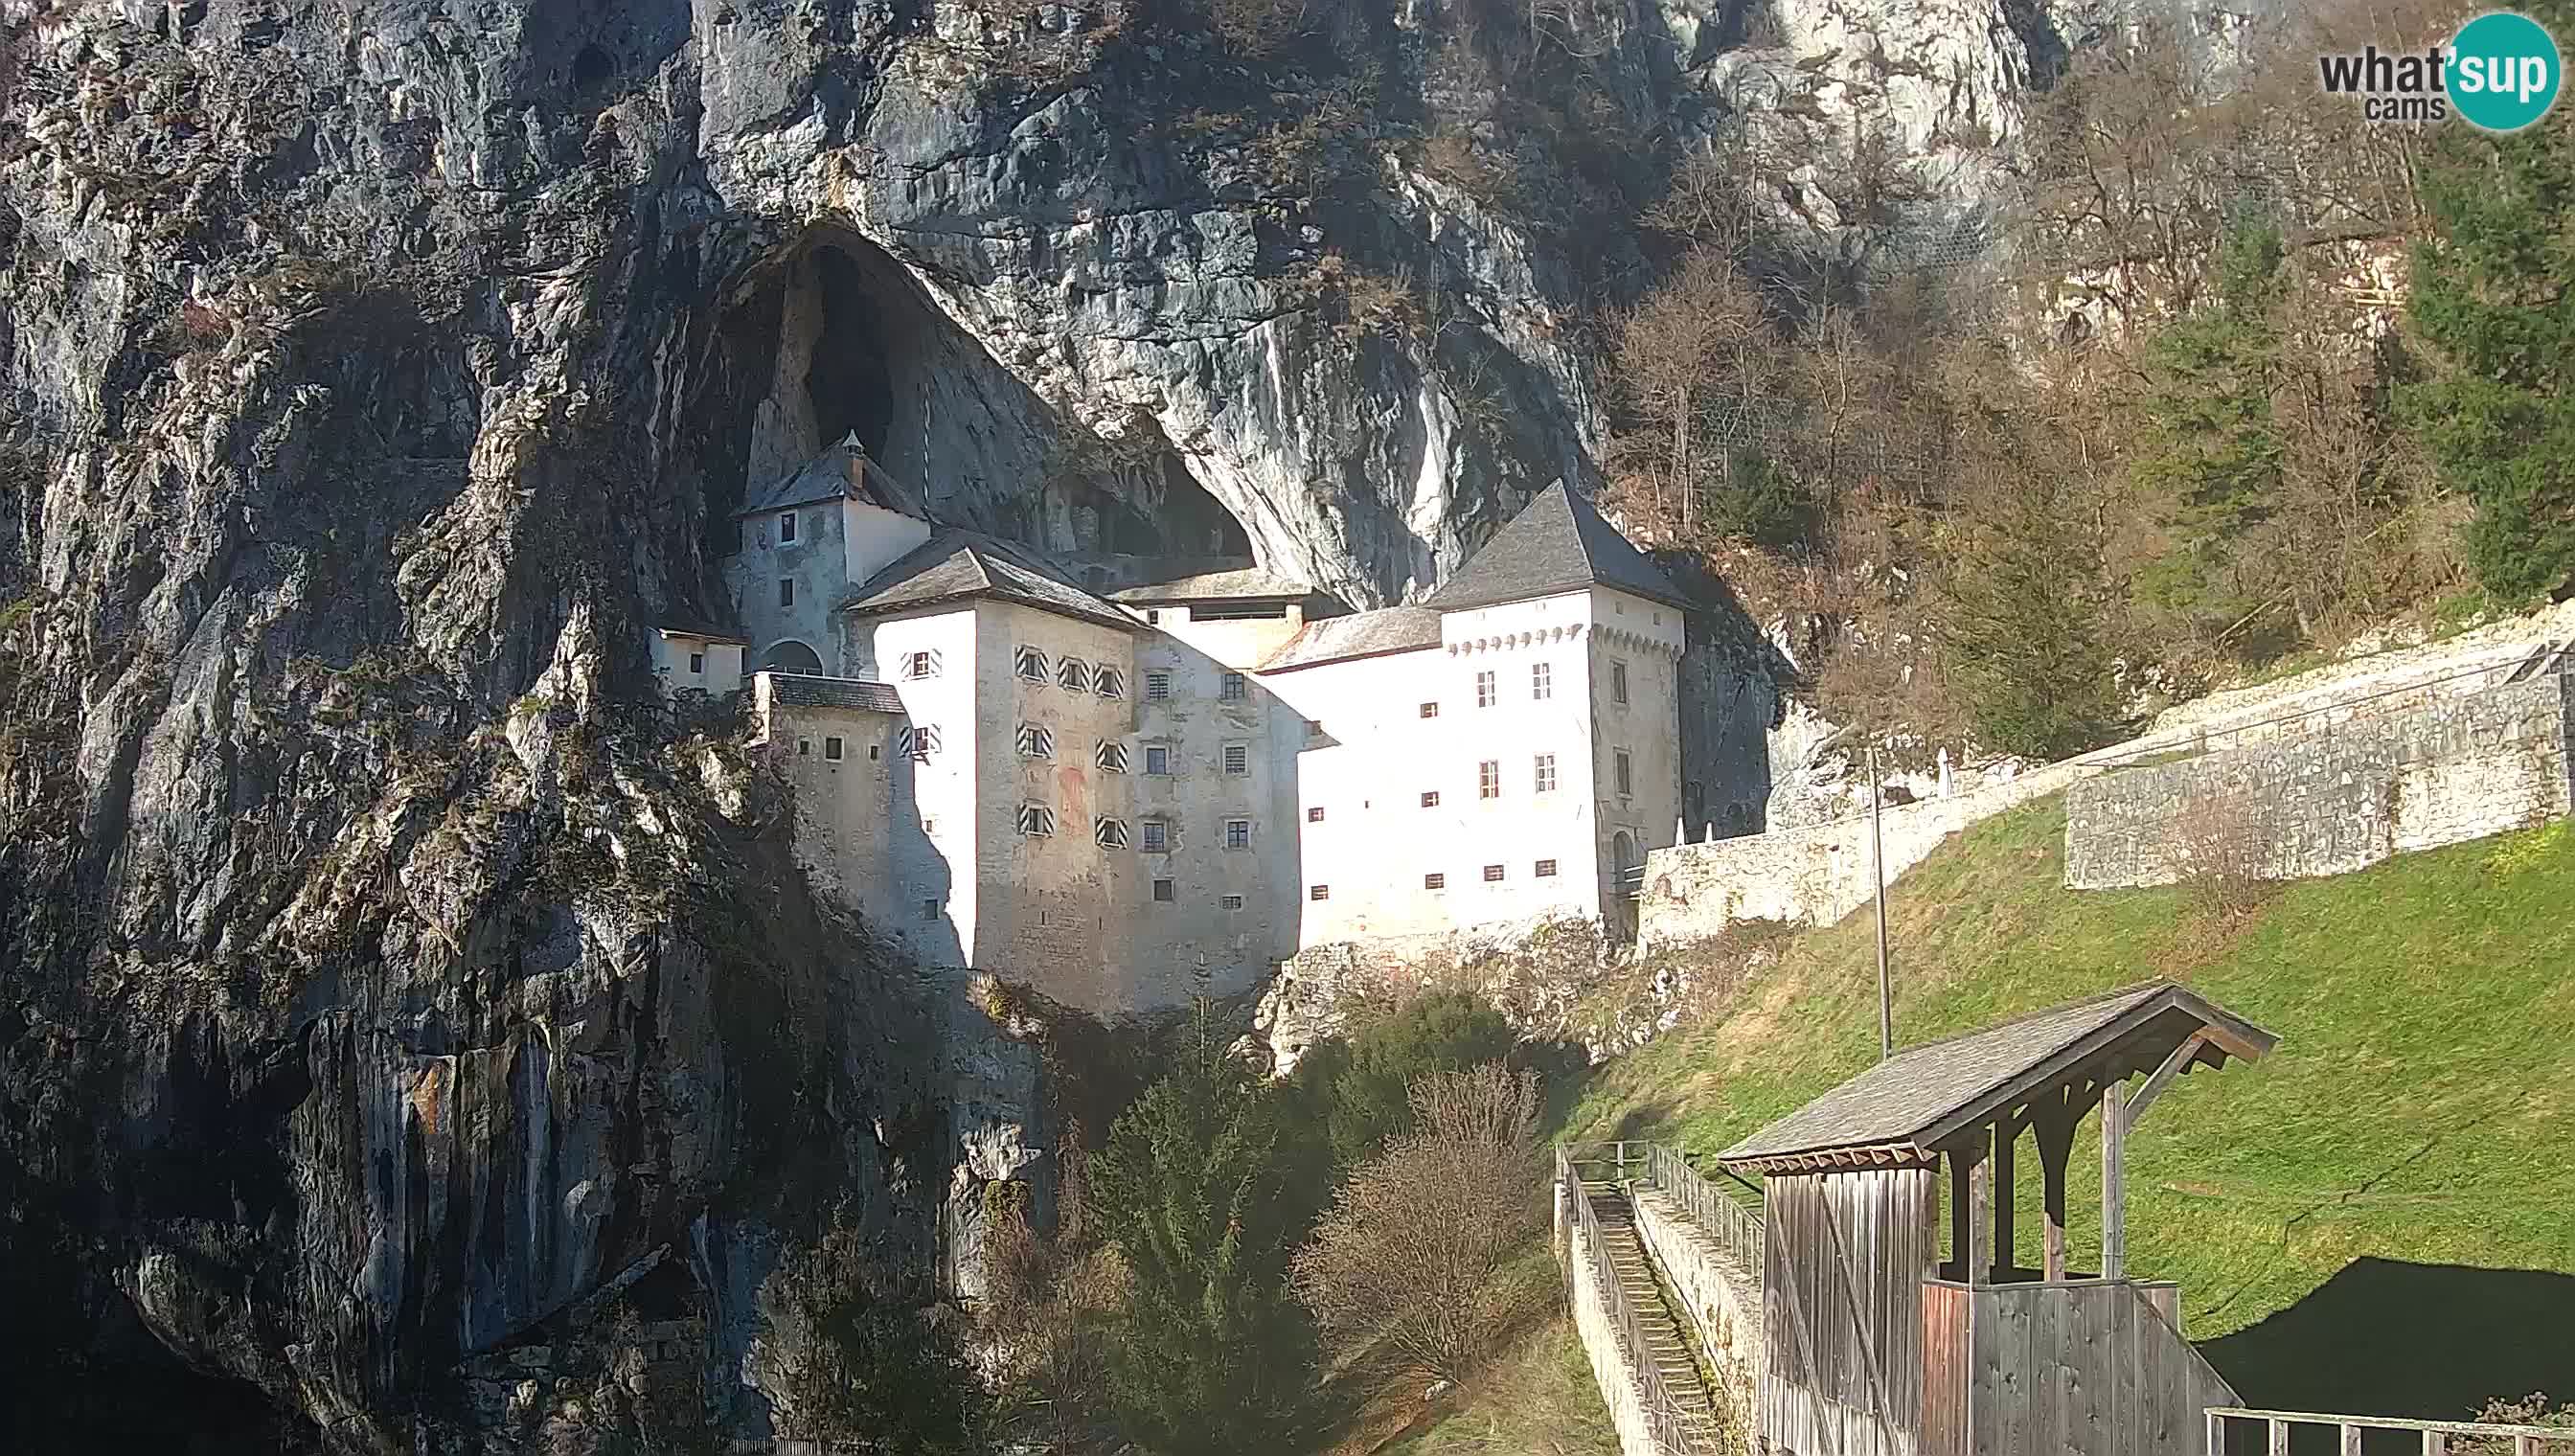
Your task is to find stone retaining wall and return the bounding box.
[1629,1188,1761,1437]
[2064,671,2573,889]
[1556,1181,1662,1456]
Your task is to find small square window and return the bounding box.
[1419,701,1440,718]
[1615,750,1633,797]
[1017,723,1055,759]
[1532,662,1552,700]
[1059,657,1091,693]
[1015,646,1050,683]
[1220,671,1246,702]
[778,579,794,607]
[824,737,844,761]
[1153,877,1176,901]
[1536,858,1559,877]
[688,651,705,673]
[1310,884,1330,901]
[1223,743,1249,775]
[796,739,810,757]
[779,512,797,543]
[1095,817,1129,849]
[1141,819,1170,853]
[1478,761,1500,799]
[1611,660,1629,704]
[1307,807,1325,823]
[1483,863,1506,882]
[902,649,941,680]
[1096,741,1130,773]
[1146,671,1172,700]
[1420,790,1440,808]
[897,724,940,760]
[1220,894,1245,911]
[869,744,880,760]
[1145,744,1172,776]
[921,898,940,921]
[1424,873,1446,890]
[1226,818,1251,850]
[1535,753,1558,793]
[1475,671,1496,708]
[1017,804,1055,836]
[1095,667,1127,699]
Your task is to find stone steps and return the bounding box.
[1581,1184,1721,1422]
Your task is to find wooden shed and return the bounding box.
[1719,981,2279,1456]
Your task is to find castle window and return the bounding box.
[1017,723,1055,759]
[1536,859,1558,876]
[1421,790,1440,808]
[1611,660,1629,704]
[1153,877,1175,901]
[688,651,705,673]
[896,724,940,760]
[779,512,797,542]
[1096,741,1129,773]
[1483,863,1506,882]
[1225,818,1251,850]
[1220,894,1245,911]
[1223,742,1249,775]
[1307,807,1324,823]
[1059,657,1091,693]
[1420,701,1439,718]
[1147,609,1161,624]
[1534,754,1558,793]
[1141,819,1170,853]
[870,744,880,760]
[1478,761,1500,799]
[1146,671,1172,700]
[796,739,810,756]
[1144,744,1172,776]
[1095,667,1127,699]
[1532,662,1552,699]
[779,579,795,607]
[1220,671,1246,702]
[902,649,942,679]
[922,899,940,921]
[1015,646,1050,683]
[1095,816,1129,849]
[1615,750,1633,796]
[1310,884,1330,901]
[824,737,844,761]
[1424,873,1445,891]
[1475,671,1495,708]
[1017,804,1055,836]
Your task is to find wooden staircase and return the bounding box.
[1584,1182,1723,1431]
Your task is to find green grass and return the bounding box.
[1376,1314,1621,1456]
[1570,800,2575,1422]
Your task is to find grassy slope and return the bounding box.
[1570,799,2575,1422]
[1374,1315,1621,1456]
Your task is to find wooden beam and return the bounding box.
[2035,1087,2075,1281]
[1991,1120,2017,1281]
[1969,1149,1994,1289]
[1948,1141,1987,1285]
[2127,1030,2215,1126]
[2103,1080,2128,1281]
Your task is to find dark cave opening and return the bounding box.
[806,245,896,463]
[570,44,613,91]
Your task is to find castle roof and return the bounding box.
[1107,565,1314,604]
[1258,606,1443,672]
[762,672,905,714]
[653,614,748,645]
[1424,480,1693,614]
[842,528,1142,634]
[735,436,928,520]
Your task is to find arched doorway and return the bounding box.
[762,640,824,674]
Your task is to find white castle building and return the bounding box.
[656,442,1691,1014]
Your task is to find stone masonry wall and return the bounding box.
[1557,1182,1661,1456]
[1629,1188,1761,1438]
[2064,671,2573,890]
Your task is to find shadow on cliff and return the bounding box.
[2199,1256,2575,1447]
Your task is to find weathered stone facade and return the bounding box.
[2064,671,2574,890]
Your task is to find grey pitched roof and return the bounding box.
[655,614,749,645]
[1258,606,1444,672]
[1425,480,1694,613]
[1107,566,1313,603]
[762,672,905,714]
[1719,982,2278,1169]
[736,436,928,519]
[842,529,1143,634]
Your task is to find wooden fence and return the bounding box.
[2206,1408,2575,1455]
[1919,1278,2236,1456]
[1641,1142,1765,1277]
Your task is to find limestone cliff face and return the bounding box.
[0,0,2131,1446]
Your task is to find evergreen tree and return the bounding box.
[1306,990,1516,1170]
[2405,17,2575,602]
[1936,465,2123,760]
[1091,1049,1316,1454]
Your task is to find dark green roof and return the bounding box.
[1425,480,1693,613]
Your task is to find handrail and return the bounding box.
[1556,1144,1726,1455]
[1639,1143,1765,1279]
[2208,1407,2575,1453]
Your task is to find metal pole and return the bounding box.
[1871,742,1893,1061]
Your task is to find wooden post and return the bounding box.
[2037,1093,2074,1281]
[2341,1425,2362,1456]
[2267,1419,2289,1455]
[2102,1081,2128,1281]
[2424,1433,2448,1456]
[1991,1121,2017,1282]
[1948,1143,1988,1285]
[2207,1410,2224,1456]
[1969,1151,1994,1289]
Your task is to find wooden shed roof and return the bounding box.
[1718,981,2276,1172]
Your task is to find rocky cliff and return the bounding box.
[0,0,2105,1447]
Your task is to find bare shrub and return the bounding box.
[1290,1063,1551,1387]
[2453,1392,2575,1454]
[2169,784,2283,918]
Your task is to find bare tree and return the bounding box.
[1289,1063,1550,1388]
[1612,245,1772,532]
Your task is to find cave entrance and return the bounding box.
[806,246,897,463]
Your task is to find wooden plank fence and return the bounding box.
[2207,1409,2575,1456]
